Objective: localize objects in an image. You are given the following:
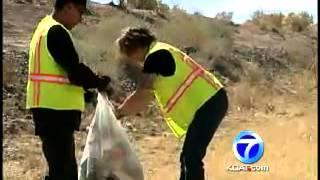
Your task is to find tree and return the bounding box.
[215,11,233,22]
[251,10,264,23]
[119,0,126,9]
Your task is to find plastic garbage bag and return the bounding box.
[79,93,144,180]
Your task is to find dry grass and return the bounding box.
[254,14,284,32]
[227,66,316,116]
[72,9,234,81]
[155,11,233,60]
[73,11,147,79]
[252,11,314,33]
[283,33,314,69]
[227,81,272,112]
[127,0,158,10]
[284,12,314,32]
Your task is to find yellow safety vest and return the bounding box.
[146,42,223,138]
[26,15,85,111]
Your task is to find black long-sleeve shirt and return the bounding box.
[47,25,106,90]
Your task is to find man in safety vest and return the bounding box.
[116,27,229,180]
[26,0,111,179]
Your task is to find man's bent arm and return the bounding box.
[47,25,107,90]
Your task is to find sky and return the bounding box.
[92,0,318,24]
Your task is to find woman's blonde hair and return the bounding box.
[117,27,156,55]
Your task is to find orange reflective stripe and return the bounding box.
[164,68,203,113]
[183,55,200,70]
[183,54,222,89]
[33,37,40,106]
[33,34,43,106]
[163,52,222,113]
[30,74,70,84]
[36,78,40,106]
[36,36,42,106]
[31,73,67,78]
[202,73,222,89]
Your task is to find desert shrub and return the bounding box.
[252,11,314,33]
[155,12,233,62]
[127,0,158,10]
[284,12,313,32]
[283,34,314,69]
[193,11,203,16]
[158,2,170,13]
[252,10,284,32]
[251,10,264,24]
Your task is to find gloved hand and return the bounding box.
[84,90,98,105]
[97,75,111,92]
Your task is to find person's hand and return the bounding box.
[84,90,97,103]
[97,75,111,93]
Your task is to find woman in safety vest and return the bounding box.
[116,27,229,180]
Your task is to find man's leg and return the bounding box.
[179,89,228,180]
[40,132,78,180]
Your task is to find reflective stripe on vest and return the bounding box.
[163,52,223,113]
[32,33,43,106]
[183,55,223,90]
[29,74,70,84]
[164,68,203,113]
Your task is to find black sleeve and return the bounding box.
[142,49,176,77]
[47,25,106,90]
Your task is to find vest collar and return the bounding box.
[145,41,158,61]
[148,41,158,51]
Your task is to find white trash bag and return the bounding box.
[79,93,144,180]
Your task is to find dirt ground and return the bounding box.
[4,92,317,180]
[144,105,317,180]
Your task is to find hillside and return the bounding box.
[3,1,318,180]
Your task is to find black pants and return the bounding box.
[179,88,229,180]
[40,133,78,180]
[31,108,81,180]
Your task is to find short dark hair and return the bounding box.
[54,0,87,10]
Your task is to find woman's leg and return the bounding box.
[179,89,229,180]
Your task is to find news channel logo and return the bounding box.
[232,130,264,164]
